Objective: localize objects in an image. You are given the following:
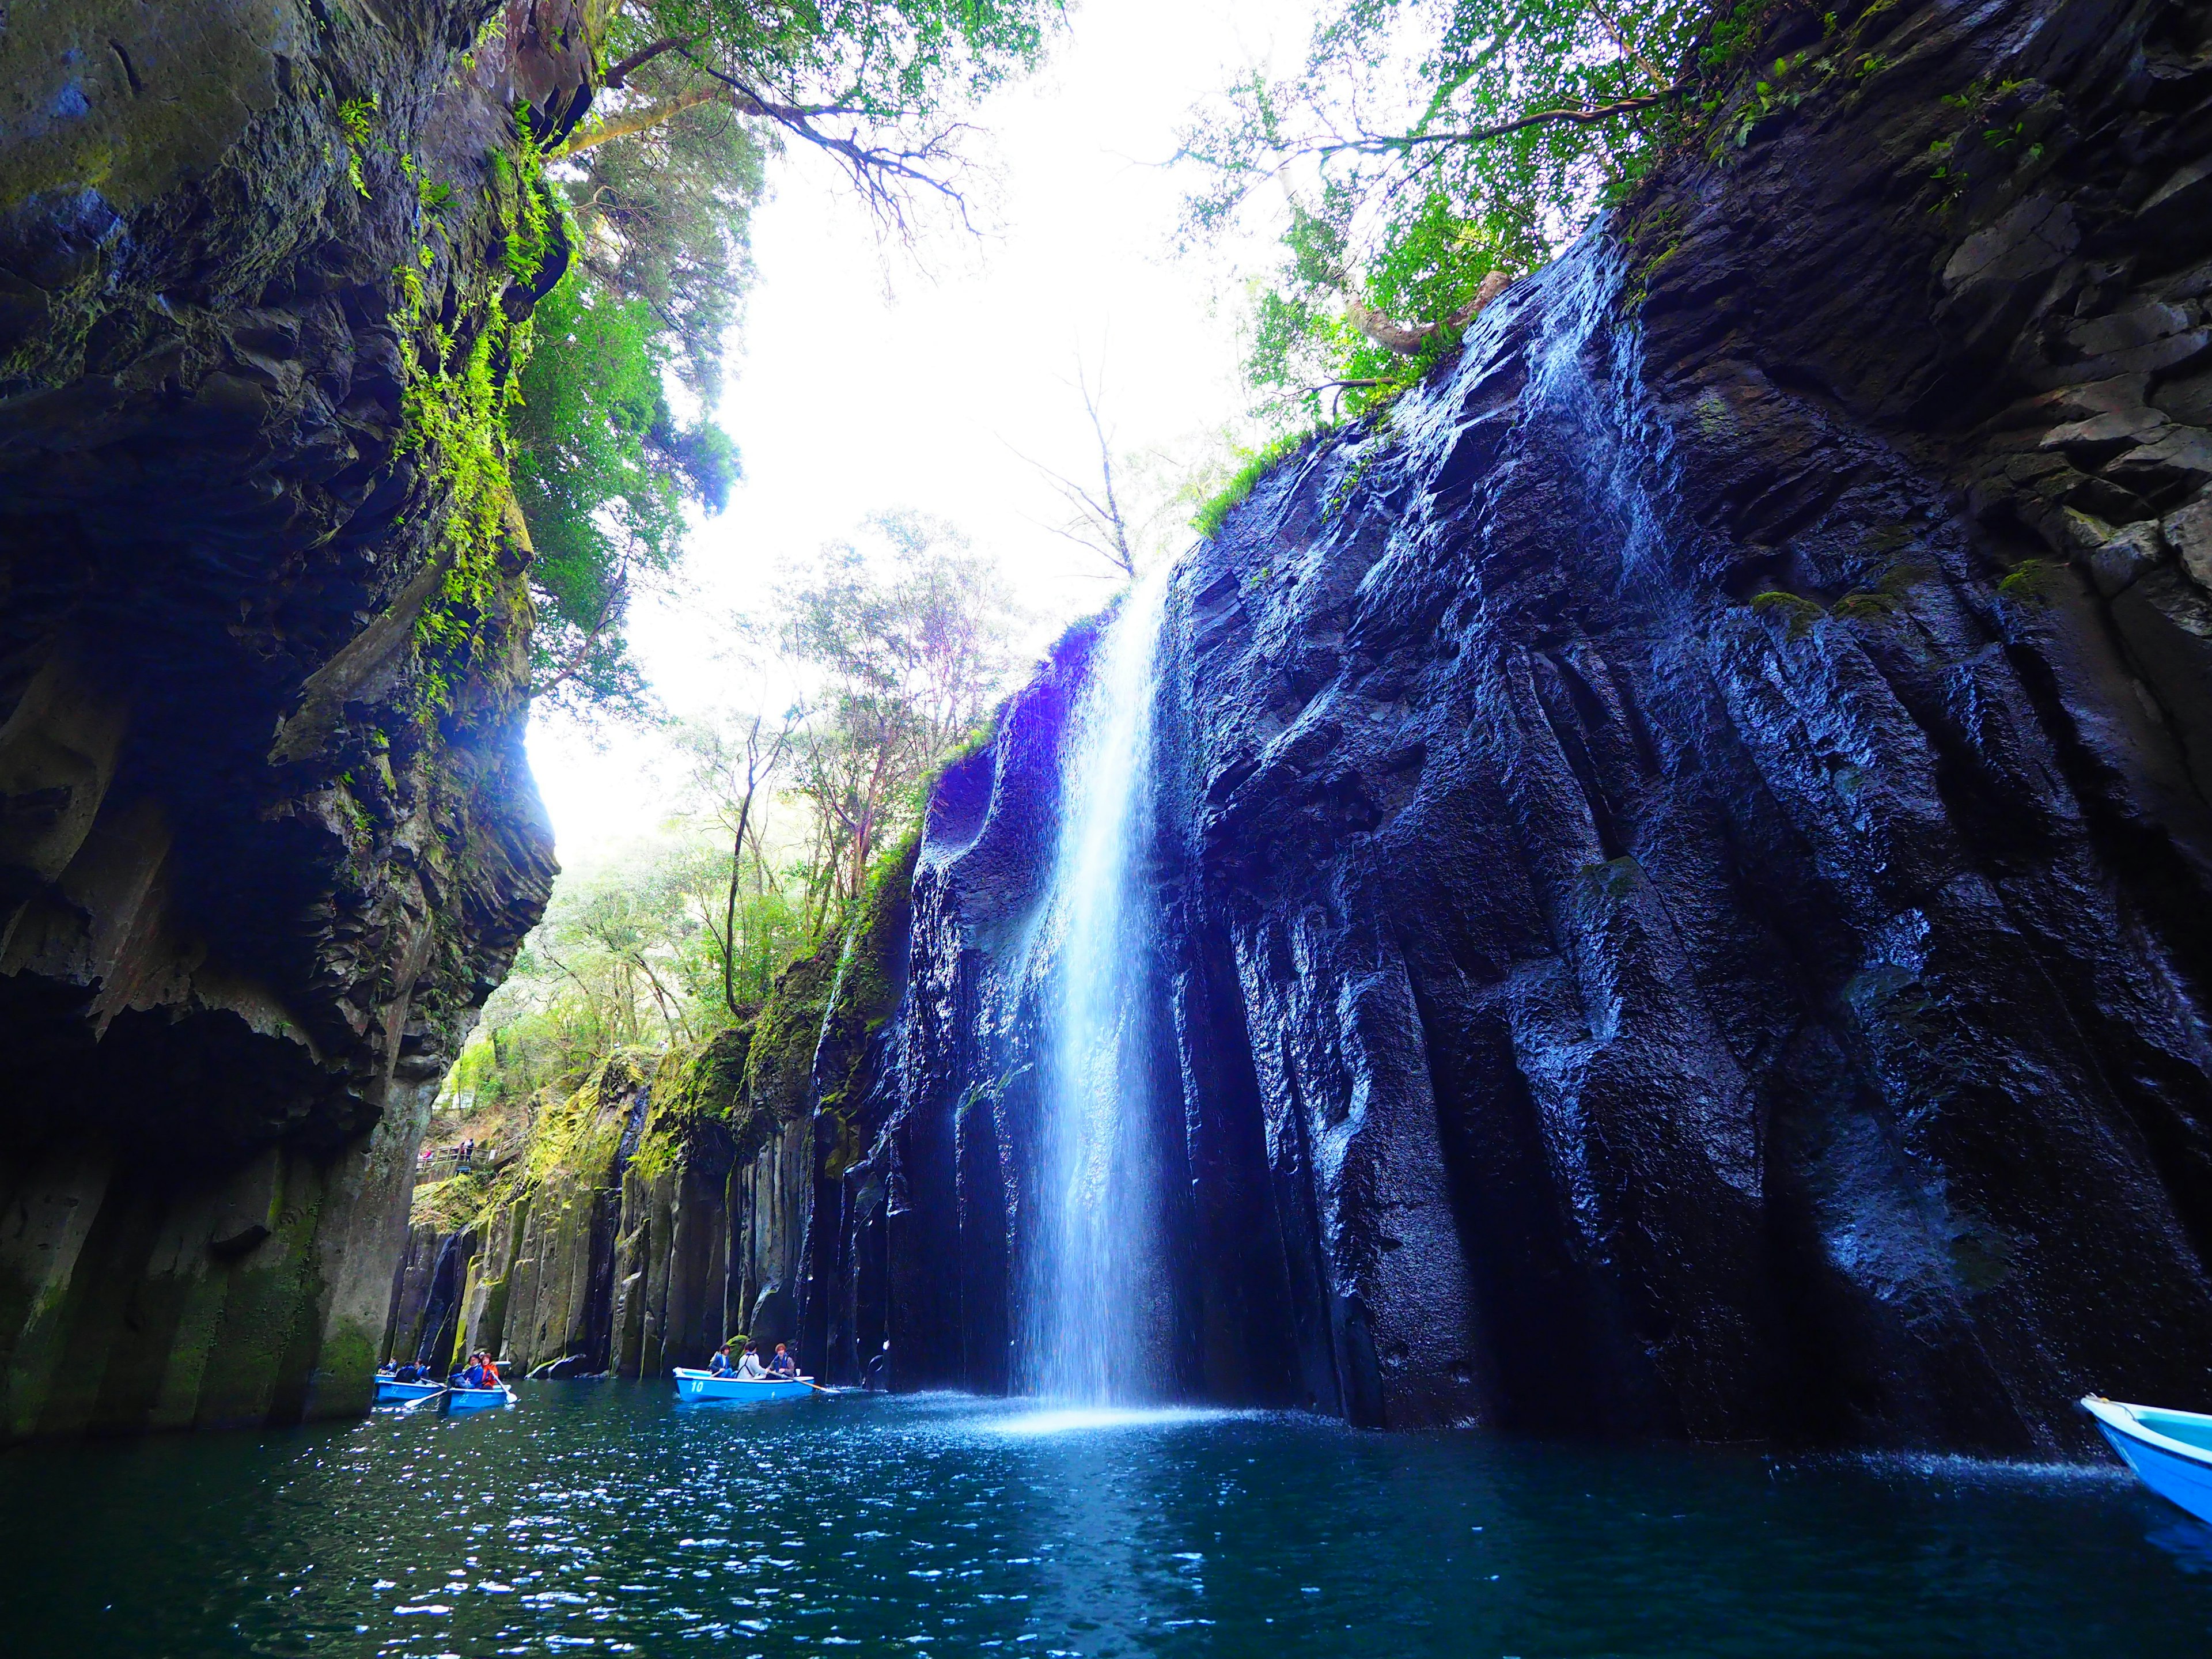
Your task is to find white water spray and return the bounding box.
[1029,566,1174,1402]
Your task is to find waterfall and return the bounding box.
[1029,565,1175,1403]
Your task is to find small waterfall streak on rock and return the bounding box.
[1032,566,1174,1403]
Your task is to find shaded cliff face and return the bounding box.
[835,0,2212,1452]
[0,2,559,1437]
[391,849,915,1382]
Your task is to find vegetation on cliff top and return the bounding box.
[425,514,1017,1204]
[1177,0,1773,423]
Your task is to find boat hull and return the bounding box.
[373,1379,446,1406]
[445,1385,516,1411]
[2082,1396,2212,1524]
[672,1368,815,1404]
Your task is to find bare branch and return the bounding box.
[1345,267,1517,356]
[1009,359,1137,578]
[675,49,979,238]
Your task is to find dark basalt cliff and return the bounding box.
[802,0,2212,1452]
[0,2,563,1438]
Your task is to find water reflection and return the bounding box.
[4,1384,2212,1657]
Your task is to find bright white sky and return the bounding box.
[527,0,1317,868]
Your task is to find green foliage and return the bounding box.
[509,270,737,717]
[397,312,518,718]
[1997,558,2063,606]
[1182,0,1706,425]
[1194,429,1327,540]
[1830,562,1934,622]
[774,513,1021,915]
[1753,561,1936,639]
[629,1025,760,1180]
[609,0,1058,128]
[1701,0,1783,73]
[506,125,555,286]
[559,90,768,405]
[1751,589,1826,639]
[743,947,840,1123]
[338,96,377,197]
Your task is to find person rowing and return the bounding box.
[768,1342,797,1379]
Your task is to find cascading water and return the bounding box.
[1027,565,1175,1403]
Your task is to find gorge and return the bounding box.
[12,0,2212,1468]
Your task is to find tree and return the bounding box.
[671,702,801,1017]
[511,275,740,714]
[502,0,1059,723]
[565,0,1064,236]
[1180,0,1706,422]
[775,513,1020,919]
[559,81,768,406]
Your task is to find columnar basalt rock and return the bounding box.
[812,0,2212,1452]
[0,2,560,1438]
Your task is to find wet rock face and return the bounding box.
[0,2,557,1437]
[854,0,2212,1450]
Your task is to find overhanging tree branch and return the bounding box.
[1320,86,1683,160]
[604,35,694,89]
[675,49,978,235]
[555,85,728,156]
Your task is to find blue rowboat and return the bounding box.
[672,1368,816,1404]
[374,1378,446,1406]
[2082,1396,2212,1522]
[444,1384,517,1412]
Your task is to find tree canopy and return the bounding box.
[573,0,1063,233]
[440,507,1024,1119]
[501,0,1059,721]
[1181,0,1711,423]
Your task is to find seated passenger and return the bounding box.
[708,1343,734,1377]
[768,1343,797,1378]
[736,1344,768,1380]
[479,1355,502,1388]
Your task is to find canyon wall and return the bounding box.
[0,2,567,1438]
[814,0,2212,1452]
[390,851,911,1379]
[379,0,2212,1457]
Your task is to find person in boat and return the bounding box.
[736,1343,769,1380]
[454,1352,489,1389]
[479,1353,502,1388]
[768,1342,797,1379]
[377,1360,396,1378]
[709,1343,734,1377]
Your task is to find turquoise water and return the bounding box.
[6,1384,2212,1656]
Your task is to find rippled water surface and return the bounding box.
[7,1384,2212,1656]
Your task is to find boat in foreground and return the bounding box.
[373,1378,446,1407]
[672,1368,816,1404]
[2082,1395,2212,1522]
[445,1384,518,1412]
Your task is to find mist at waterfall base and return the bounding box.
[1029,570,1177,1404]
[7,1387,2212,1656]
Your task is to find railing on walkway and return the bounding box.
[416,1145,497,1179]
